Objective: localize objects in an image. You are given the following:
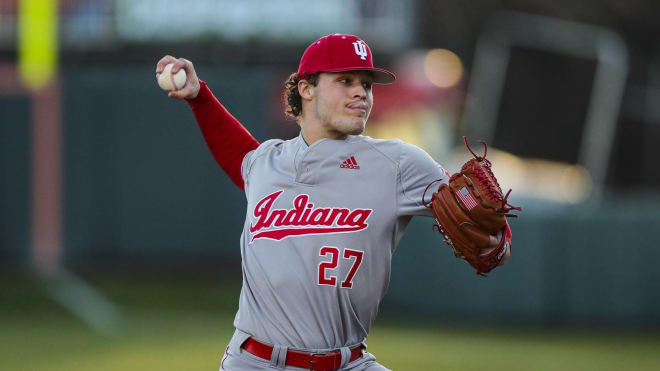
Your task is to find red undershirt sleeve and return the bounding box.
[186,80,260,190]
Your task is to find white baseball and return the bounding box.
[157,63,187,91]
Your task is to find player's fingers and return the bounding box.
[168,90,186,99]
[488,229,502,248]
[171,58,191,75]
[481,245,495,255]
[169,91,184,99]
[481,229,505,255]
[168,88,190,98]
[168,84,195,99]
[168,88,186,99]
[156,55,176,74]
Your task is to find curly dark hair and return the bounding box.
[283,72,320,119]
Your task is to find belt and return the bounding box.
[242,337,364,371]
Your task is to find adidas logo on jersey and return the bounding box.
[340,156,360,170]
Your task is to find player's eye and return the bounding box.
[362,81,372,90]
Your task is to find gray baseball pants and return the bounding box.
[219,329,391,371]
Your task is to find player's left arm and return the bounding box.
[396,141,449,217]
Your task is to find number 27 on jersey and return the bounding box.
[317,246,364,289]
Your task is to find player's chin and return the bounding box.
[343,117,367,135]
[344,122,365,135]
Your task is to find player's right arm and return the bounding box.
[156,56,260,190]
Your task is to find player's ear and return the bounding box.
[298,79,315,101]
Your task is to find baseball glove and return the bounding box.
[423,137,521,276]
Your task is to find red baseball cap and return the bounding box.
[297,34,396,84]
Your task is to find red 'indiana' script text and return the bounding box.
[249,190,372,241]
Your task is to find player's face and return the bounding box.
[313,71,374,136]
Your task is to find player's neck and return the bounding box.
[300,121,347,146]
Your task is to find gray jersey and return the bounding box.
[234,133,448,351]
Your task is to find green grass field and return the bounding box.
[1,277,659,371]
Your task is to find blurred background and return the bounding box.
[2,0,660,370]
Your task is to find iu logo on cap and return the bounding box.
[352,41,368,60]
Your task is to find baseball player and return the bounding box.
[156,34,510,371]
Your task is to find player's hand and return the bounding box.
[483,229,510,266]
[155,55,201,100]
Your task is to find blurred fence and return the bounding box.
[2,63,659,328]
[388,209,660,328]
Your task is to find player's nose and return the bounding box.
[351,85,367,100]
